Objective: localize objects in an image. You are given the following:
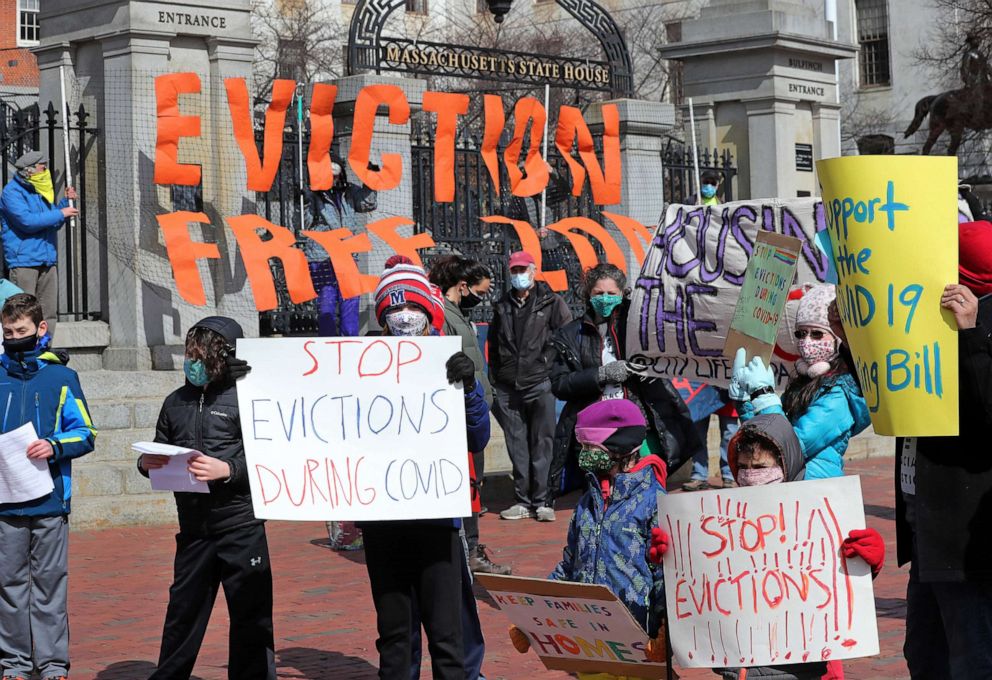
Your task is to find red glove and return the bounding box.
[648,527,669,564]
[842,528,885,577]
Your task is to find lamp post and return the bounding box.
[485,0,513,23]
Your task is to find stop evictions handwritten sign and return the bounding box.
[658,476,879,669]
[235,337,470,521]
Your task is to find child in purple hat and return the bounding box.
[509,399,669,675]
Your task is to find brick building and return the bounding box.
[0,0,40,109]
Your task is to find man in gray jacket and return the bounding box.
[489,251,572,522]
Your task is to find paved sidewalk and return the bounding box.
[67,457,905,679]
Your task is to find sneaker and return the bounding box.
[4,676,28,680]
[500,503,535,520]
[470,544,512,575]
[681,479,710,492]
[479,505,489,516]
[721,478,738,489]
[535,506,556,522]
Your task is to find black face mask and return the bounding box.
[3,334,38,357]
[459,289,486,310]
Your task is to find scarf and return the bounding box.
[25,170,55,204]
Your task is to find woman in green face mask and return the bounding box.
[545,263,702,504]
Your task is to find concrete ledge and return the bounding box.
[56,320,110,349]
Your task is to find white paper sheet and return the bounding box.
[0,422,53,504]
[132,441,209,494]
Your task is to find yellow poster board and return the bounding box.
[816,156,958,436]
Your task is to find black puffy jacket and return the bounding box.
[152,378,258,537]
[547,301,701,501]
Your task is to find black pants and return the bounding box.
[151,524,276,680]
[364,522,464,679]
[464,450,486,550]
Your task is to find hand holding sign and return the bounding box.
[941,284,978,330]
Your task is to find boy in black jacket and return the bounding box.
[137,316,275,680]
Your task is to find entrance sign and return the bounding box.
[816,156,959,436]
[659,476,880,668]
[626,198,830,389]
[235,337,470,521]
[475,574,668,679]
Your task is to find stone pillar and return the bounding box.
[35,1,258,370]
[745,98,796,199]
[327,74,427,333]
[587,99,675,277]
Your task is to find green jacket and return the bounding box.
[442,297,492,407]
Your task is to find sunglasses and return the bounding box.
[794,329,827,340]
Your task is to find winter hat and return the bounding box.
[374,256,443,328]
[794,284,843,377]
[959,221,992,296]
[575,399,647,456]
[189,316,244,348]
[14,150,46,170]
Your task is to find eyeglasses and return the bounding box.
[794,329,826,340]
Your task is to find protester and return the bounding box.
[508,399,667,676]
[730,284,870,479]
[0,151,79,339]
[137,316,274,680]
[489,250,571,522]
[303,156,377,337]
[364,258,489,679]
[896,221,992,679]
[656,413,884,680]
[699,169,722,206]
[0,293,96,680]
[547,263,699,500]
[681,389,739,491]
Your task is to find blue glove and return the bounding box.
[741,355,776,394]
[751,391,782,413]
[729,348,750,402]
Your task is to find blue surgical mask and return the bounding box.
[590,293,623,319]
[184,358,210,386]
[701,184,718,199]
[510,273,532,291]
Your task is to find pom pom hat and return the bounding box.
[374,256,443,329]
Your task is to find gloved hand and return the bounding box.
[738,353,780,412]
[842,527,885,577]
[729,347,750,402]
[598,360,631,385]
[647,527,669,564]
[225,354,252,381]
[509,625,531,653]
[446,351,476,391]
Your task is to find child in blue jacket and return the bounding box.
[0,293,96,680]
[731,284,870,479]
[511,399,668,678]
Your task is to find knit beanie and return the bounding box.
[959,221,992,297]
[794,283,844,377]
[374,256,443,328]
[575,399,647,456]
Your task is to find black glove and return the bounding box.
[226,354,252,381]
[446,351,476,391]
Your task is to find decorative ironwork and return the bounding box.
[347,0,633,98]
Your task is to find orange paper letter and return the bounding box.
[227,215,316,311]
[307,83,338,191]
[349,85,410,191]
[480,215,567,291]
[503,97,549,198]
[302,228,377,299]
[154,73,202,186]
[602,211,653,264]
[225,78,295,192]
[157,211,221,305]
[423,91,470,202]
[548,216,628,275]
[367,217,435,266]
[555,104,622,205]
[481,95,505,194]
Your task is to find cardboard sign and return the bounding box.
[475,574,667,678]
[658,477,880,669]
[816,156,959,436]
[626,199,831,389]
[725,232,802,366]
[235,337,470,521]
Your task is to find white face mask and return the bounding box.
[385,309,428,336]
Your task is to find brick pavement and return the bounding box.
[66,457,906,679]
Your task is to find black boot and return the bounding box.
[469,544,512,575]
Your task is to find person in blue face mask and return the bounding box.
[699,169,722,206]
[545,263,701,503]
[137,316,276,680]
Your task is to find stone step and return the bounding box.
[88,427,155,462]
[71,493,177,530]
[73,369,183,401]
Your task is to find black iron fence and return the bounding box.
[662,141,737,204]
[0,100,101,321]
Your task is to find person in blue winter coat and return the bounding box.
[0,293,96,680]
[0,151,78,339]
[731,284,870,480]
[510,399,668,679]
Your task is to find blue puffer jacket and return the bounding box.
[0,337,97,517]
[0,175,69,268]
[549,456,666,637]
[741,373,870,479]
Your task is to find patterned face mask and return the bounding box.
[737,466,785,486]
[385,309,428,336]
[796,330,838,377]
[183,358,210,387]
[578,446,614,472]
